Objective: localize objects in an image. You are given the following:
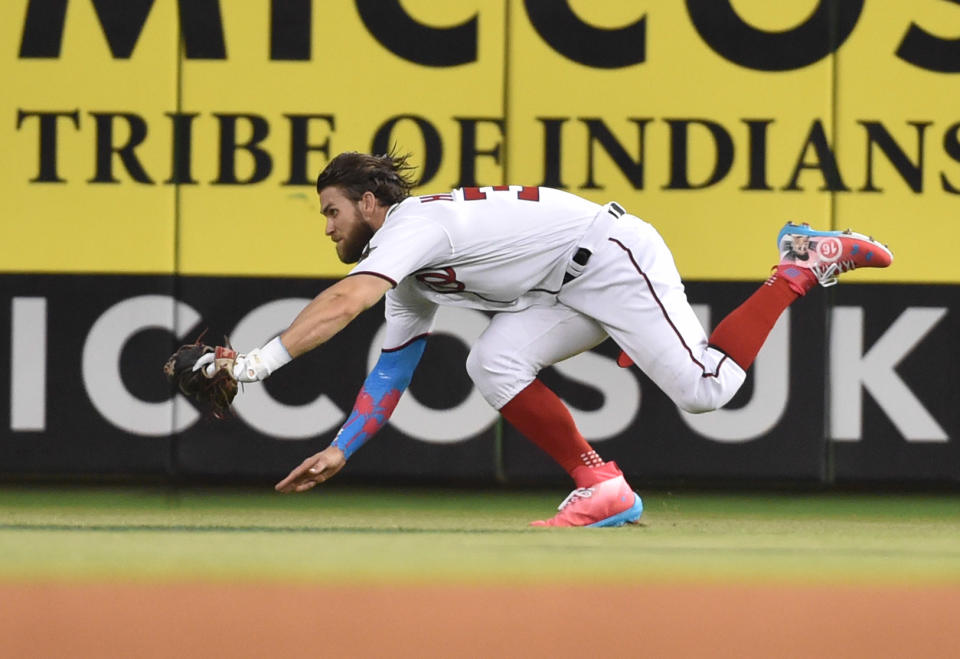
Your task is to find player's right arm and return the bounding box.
[275,285,438,493]
[274,336,427,493]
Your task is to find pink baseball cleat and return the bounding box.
[530,462,643,528]
[776,222,892,291]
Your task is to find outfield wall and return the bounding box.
[2,2,958,484]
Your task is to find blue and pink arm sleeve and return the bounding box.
[330,337,427,459]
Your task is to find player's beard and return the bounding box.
[336,220,375,264]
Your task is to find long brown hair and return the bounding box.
[315,150,417,205]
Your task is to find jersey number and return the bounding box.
[415,267,465,293]
[462,185,540,202]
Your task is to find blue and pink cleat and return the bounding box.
[776,222,893,293]
[530,462,643,528]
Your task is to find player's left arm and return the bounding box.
[222,218,445,382]
[281,273,393,358]
[204,273,392,384]
[274,336,427,493]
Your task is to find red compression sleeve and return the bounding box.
[707,270,801,371]
[499,379,606,487]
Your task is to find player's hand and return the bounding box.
[194,348,276,383]
[275,446,346,493]
[231,349,273,383]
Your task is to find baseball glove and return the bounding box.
[163,340,239,419]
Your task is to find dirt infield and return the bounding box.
[3,582,958,658]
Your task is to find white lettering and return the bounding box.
[11,297,47,431]
[830,306,948,442]
[82,295,201,435]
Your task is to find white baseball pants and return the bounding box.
[465,211,746,413]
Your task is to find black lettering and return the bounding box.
[213,114,273,185]
[283,114,334,186]
[524,0,645,69]
[356,0,476,67]
[19,0,225,59]
[178,0,227,59]
[663,119,734,190]
[16,109,80,183]
[582,118,649,190]
[90,0,155,58]
[685,0,864,71]
[164,112,198,185]
[941,122,960,194]
[784,120,849,191]
[896,8,960,73]
[88,112,153,184]
[271,0,311,61]
[453,117,505,187]
[742,119,774,191]
[539,118,567,189]
[371,115,442,186]
[860,121,929,193]
[18,0,67,58]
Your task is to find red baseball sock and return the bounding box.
[500,379,608,487]
[707,266,814,370]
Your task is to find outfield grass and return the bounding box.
[1,486,958,585]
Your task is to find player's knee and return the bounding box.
[676,397,720,414]
[670,386,729,414]
[668,356,745,413]
[466,339,522,384]
[464,347,484,386]
[466,344,537,409]
[465,345,504,404]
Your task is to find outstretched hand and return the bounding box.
[275,446,346,493]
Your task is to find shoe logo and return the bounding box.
[817,237,843,262]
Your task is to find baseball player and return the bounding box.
[197,151,892,527]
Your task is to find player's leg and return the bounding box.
[560,217,747,413]
[562,216,892,411]
[466,303,607,482]
[708,223,892,369]
[465,305,643,527]
[613,221,894,374]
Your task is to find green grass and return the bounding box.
[1,486,958,585]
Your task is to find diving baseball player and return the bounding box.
[193,151,892,527]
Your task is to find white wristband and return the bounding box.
[259,336,293,374]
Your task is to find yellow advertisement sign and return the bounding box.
[2,1,957,282]
[2,0,178,273]
[177,0,505,278]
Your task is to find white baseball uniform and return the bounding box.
[350,185,745,412]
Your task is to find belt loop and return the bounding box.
[607,202,625,218]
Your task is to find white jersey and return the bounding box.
[349,186,601,348]
[348,184,746,423]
